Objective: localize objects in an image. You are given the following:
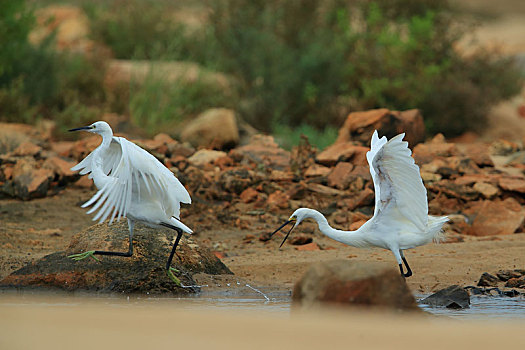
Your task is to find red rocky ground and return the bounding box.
[1,109,524,293]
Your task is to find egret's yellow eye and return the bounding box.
[289,216,297,222]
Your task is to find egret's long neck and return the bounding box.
[91,130,113,189]
[99,129,113,148]
[304,209,368,247]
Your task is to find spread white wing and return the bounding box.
[73,137,191,224]
[366,131,387,217]
[368,131,428,231]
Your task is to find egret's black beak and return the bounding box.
[279,223,295,248]
[269,219,296,249]
[68,126,92,132]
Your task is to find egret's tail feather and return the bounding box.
[427,215,449,243]
[170,217,193,234]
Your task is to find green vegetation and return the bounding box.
[273,124,339,151]
[0,0,105,130]
[128,70,235,135]
[208,0,522,136]
[1,0,523,143]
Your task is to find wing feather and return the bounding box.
[366,130,388,217]
[371,133,428,231]
[77,136,191,223]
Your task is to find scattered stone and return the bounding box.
[463,286,484,295]
[242,234,256,243]
[477,272,500,287]
[420,285,470,309]
[505,277,525,288]
[307,183,345,196]
[327,162,354,189]
[219,168,258,194]
[187,149,227,167]
[468,198,525,236]
[11,142,42,157]
[503,289,521,297]
[267,190,290,209]
[290,135,317,174]
[292,260,419,311]
[472,182,500,199]
[295,242,320,251]
[346,187,375,210]
[420,171,442,183]
[497,270,523,282]
[10,158,54,200]
[43,156,77,179]
[335,108,425,147]
[461,143,494,167]
[489,139,520,156]
[0,221,232,294]
[168,143,195,158]
[498,176,525,194]
[73,175,93,189]
[349,220,367,231]
[316,142,368,167]
[286,183,307,200]
[0,123,41,154]
[230,135,290,171]
[180,108,239,149]
[413,135,458,164]
[290,236,313,246]
[304,164,331,177]
[269,170,294,181]
[240,188,259,204]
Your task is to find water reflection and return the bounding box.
[2,288,525,319]
[419,295,525,320]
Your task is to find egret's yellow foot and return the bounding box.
[167,267,181,286]
[68,250,100,262]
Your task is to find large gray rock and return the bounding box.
[420,285,470,309]
[292,260,420,311]
[0,221,232,294]
[180,108,239,150]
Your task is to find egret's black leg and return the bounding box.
[68,219,135,261]
[165,228,183,271]
[160,223,184,285]
[400,250,413,278]
[402,257,412,277]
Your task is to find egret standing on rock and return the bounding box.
[68,121,192,285]
[270,130,448,277]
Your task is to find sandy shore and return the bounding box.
[224,233,525,294]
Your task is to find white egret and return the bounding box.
[67,121,192,285]
[270,130,448,277]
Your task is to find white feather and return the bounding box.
[277,130,449,277]
[70,122,192,229]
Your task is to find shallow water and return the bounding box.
[418,295,525,320]
[2,287,525,320]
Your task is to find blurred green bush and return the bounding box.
[0,0,106,131]
[1,0,523,141]
[208,0,523,136]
